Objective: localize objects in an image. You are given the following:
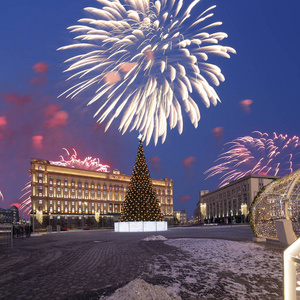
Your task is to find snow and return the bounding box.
[106,279,181,300]
[143,235,168,241]
[102,238,284,299]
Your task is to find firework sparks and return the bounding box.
[205,131,300,187]
[19,149,110,215]
[59,0,235,145]
[0,190,3,202]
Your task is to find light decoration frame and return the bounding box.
[36,210,43,225]
[250,168,300,240]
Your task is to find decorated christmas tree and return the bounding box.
[120,139,163,222]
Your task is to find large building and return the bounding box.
[30,158,173,228]
[0,205,19,224]
[174,209,187,224]
[197,175,278,224]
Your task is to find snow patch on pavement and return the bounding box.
[143,235,168,241]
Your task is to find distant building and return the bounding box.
[174,209,187,224]
[198,175,278,224]
[0,205,19,223]
[194,190,209,224]
[30,158,173,229]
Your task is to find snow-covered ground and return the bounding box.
[105,237,283,300]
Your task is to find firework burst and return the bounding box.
[205,131,300,187]
[59,0,235,145]
[19,149,110,216]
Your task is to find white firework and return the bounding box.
[59,0,235,145]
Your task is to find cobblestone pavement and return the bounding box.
[0,226,285,299]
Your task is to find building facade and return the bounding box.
[174,209,187,224]
[30,158,173,228]
[199,175,278,224]
[0,205,19,224]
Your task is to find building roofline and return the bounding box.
[201,174,280,198]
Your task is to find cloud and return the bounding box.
[212,127,224,138]
[44,104,61,117]
[178,195,191,202]
[240,99,253,113]
[182,156,196,169]
[31,62,49,85]
[2,92,31,105]
[33,62,49,73]
[32,135,43,150]
[0,116,7,127]
[44,110,69,128]
[150,156,161,172]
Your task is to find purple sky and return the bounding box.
[1,0,300,219]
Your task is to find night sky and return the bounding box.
[1,0,299,219]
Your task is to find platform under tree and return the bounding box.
[120,140,163,222]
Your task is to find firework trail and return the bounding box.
[59,0,235,145]
[0,190,3,202]
[205,131,300,187]
[19,149,110,215]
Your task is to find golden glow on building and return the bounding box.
[30,158,173,225]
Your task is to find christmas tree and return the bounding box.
[120,140,163,222]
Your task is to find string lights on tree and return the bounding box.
[120,137,163,222]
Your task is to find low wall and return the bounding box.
[114,221,168,232]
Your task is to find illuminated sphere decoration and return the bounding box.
[250,168,300,240]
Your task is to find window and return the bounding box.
[39,199,42,204]
[104,209,106,213]
[92,203,94,206]
[50,200,53,204]
[58,201,60,205]
[39,193,42,197]
[64,181,68,186]
[57,187,61,192]
[38,186,42,190]
[109,185,112,190]
[72,201,74,206]
[103,185,106,190]
[92,208,94,213]
[85,183,88,188]
[79,201,81,205]
[85,208,88,213]
[57,181,61,186]
[97,191,100,194]
[72,208,75,213]
[39,179,42,183]
[64,201,67,205]
[79,189,81,193]
[71,181,75,186]
[65,207,68,212]
[104,191,106,195]
[50,186,53,191]
[91,190,94,194]
[50,207,53,212]
[78,183,81,188]
[49,180,53,185]
[38,173,42,177]
[85,190,88,194]
[98,203,100,206]
[58,207,61,212]
[104,203,106,207]
[71,189,74,192]
[79,208,82,213]
[64,188,68,192]
[38,166,42,170]
[91,184,94,188]
[97,184,100,189]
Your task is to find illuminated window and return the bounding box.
[64,181,68,186]
[97,184,100,189]
[103,185,106,190]
[64,188,68,192]
[39,193,42,197]
[57,187,61,192]
[98,208,100,212]
[38,166,42,171]
[79,201,81,205]
[92,203,94,206]
[71,189,74,192]
[79,189,81,193]
[72,208,75,213]
[50,186,53,191]
[78,182,81,188]
[85,208,88,213]
[85,183,88,188]
[115,186,118,190]
[115,192,118,195]
[39,199,42,204]
[49,180,53,185]
[65,207,68,212]
[104,209,106,213]
[104,203,106,207]
[91,190,94,194]
[38,186,42,190]
[50,207,53,212]
[98,203,100,206]
[79,208,82,213]
[57,181,61,186]
[38,173,42,177]
[85,190,88,193]
[91,184,94,188]
[58,201,60,205]
[64,201,67,205]
[97,191,100,194]
[121,186,123,191]
[58,207,61,212]
[104,191,106,195]
[72,201,74,205]
[92,208,94,213]
[39,179,42,183]
[71,181,75,186]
